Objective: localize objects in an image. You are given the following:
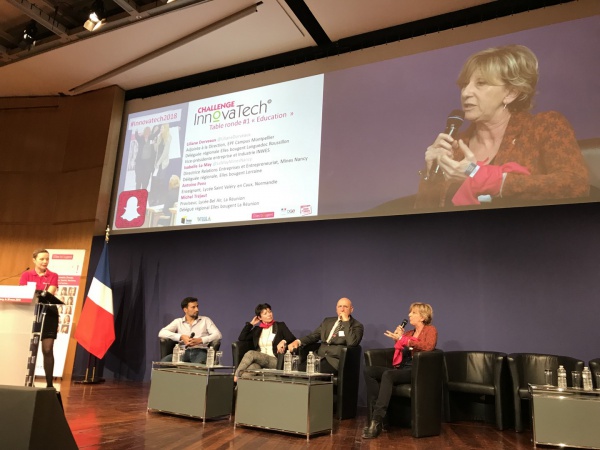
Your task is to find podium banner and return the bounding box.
[0,284,36,303]
[34,249,85,378]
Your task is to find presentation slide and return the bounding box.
[111,12,600,233]
[114,76,323,229]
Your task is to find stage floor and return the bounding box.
[56,380,534,449]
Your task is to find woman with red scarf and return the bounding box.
[362,302,437,439]
[234,303,296,382]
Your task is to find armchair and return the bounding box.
[443,351,512,430]
[159,338,176,360]
[299,343,362,420]
[364,348,444,438]
[507,353,584,432]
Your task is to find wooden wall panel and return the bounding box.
[64,88,124,171]
[1,99,68,173]
[0,175,57,223]
[0,224,52,279]
[53,167,103,223]
[0,86,125,379]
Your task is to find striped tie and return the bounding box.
[327,320,343,344]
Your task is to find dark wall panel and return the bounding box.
[78,201,600,390]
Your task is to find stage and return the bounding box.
[50,379,535,449]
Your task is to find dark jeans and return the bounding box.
[364,365,412,421]
[161,348,207,364]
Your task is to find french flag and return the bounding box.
[75,243,115,359]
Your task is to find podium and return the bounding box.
[0,286,63,386]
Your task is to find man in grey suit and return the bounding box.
[287,297,363,374]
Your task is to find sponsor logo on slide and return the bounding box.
[252,212,275,219]
[115,190,148,228]
[280,207,296,215]
[300,205,312,216]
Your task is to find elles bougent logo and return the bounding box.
[115,190,147,228]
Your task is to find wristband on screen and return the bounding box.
[464,162,479,177]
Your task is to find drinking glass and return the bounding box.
[595,372,600,390]
[571,371,582,389]
[544,369,553,386]
[214,351,223,366]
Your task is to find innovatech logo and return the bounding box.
[193,99,270,125]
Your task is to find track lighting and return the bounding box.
[23,21,38,46]
[84,0,107,32]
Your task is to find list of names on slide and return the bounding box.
[176,75,324,226]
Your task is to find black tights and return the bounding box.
[41,338,55,387]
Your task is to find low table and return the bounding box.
[529,384,600,449]
[148,361,234,421]
[235,369,333,440]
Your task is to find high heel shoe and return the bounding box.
[361,419,382,439]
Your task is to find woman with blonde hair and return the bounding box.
[416,44,588,208]
[362,302,437,439]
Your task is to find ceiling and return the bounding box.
[0,0,572,98]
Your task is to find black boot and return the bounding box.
[362,419,382,439]
[363,416,388,433]
[363,404,374,433]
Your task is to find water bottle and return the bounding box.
[172,343,181,363]
[314,356,320,374]
[306,351,315,374]
[557,365,567,389]
[283,350,292,373]
[582,367,593,391]
[206,346,215,367]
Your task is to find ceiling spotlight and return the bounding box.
[84,0,107,32]
[23,21,38,46]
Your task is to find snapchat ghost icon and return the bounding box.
[115,190,147,228]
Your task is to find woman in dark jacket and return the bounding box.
[235,303,296,381]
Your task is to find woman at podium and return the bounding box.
[19,249,59,388]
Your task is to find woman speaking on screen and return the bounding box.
[415,44,589,209]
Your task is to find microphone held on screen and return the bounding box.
[400,318,408,329]
[426,109,465,181]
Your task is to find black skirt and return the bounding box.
[42,305,59,339]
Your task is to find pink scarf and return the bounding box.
[259,320,274,329]
[392,334,419,367]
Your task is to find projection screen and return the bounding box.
[110,6,599,234]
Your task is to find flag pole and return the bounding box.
[74,226,111,385]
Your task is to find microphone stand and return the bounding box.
[26,289,62,387]
[25,300,46,387]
